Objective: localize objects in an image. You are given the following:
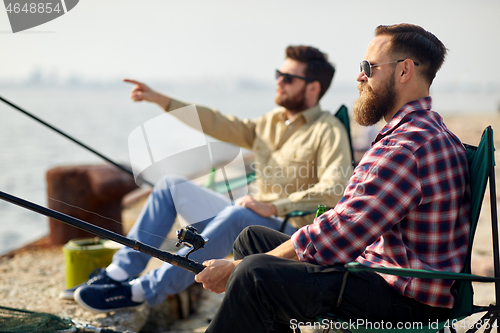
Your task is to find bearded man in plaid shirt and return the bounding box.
[196,23,471,333]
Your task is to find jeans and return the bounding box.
[206,226,452,333]
[112,176,297,306]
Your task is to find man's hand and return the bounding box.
[196,241,299,293]
[236,195,277,217]
[195,259,241,293]
[123,79,170,109]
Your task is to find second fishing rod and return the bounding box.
[0,95,154,187]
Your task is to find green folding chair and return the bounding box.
[334,104,355,168]
[300,126,500,333]
[206,104,354,228]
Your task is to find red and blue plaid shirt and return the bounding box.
[292,97,471,308]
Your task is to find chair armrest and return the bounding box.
[278,209,318,232]
[286,210,317,218]
[345,262,499,282]
[212,172,256,194]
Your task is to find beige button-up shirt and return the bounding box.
[167,97,352,229]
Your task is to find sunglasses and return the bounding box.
[360,59,420,78]
[276,70,314,84]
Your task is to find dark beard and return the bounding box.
[353,75,396,127]
[275,85,308,112]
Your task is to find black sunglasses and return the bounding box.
[360,59,420,78]
[276,70,314,84]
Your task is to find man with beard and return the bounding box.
[69,45,353,313]
[195,23,471,332]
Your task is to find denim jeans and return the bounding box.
[112,176,297,306]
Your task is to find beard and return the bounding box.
[353,74,396,127]
[275,85,308,113]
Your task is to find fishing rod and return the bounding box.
[0,190,205,274]
[0,95,154,187]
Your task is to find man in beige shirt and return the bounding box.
[70,45,353,313]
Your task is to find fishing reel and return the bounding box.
[175,226,208,259]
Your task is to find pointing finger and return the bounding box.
[123,78,143,86]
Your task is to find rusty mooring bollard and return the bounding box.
[46,164,138,245]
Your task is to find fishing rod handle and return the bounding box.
[152,249,205,274]
[124,239,205,274]
[177,258,205,274]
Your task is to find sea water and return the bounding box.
[0,82,497,255]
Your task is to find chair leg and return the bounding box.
[482,311,500,333]
[465,311,500,333]
[279,215,290,233]
[488,142,500,310]
[483,322,494,333]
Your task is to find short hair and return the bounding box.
[375,24,447,85]
[285,45,335,100]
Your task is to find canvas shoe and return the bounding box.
[74,283,143,313]
[59,268,123,300]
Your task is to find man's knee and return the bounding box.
[233,225,274,259]
[233,226,251,255]
[152,175,194,199]
[157,175,190,189]
[235,225,265,244]
[213,205,257,228]
[219,205,248,218]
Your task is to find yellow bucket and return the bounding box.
[63,237,122,288]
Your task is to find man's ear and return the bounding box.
[399,59,416,83]
[308,81,321,99]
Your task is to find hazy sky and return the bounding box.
[1,0,499,88]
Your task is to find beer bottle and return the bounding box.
[315,204,326,218]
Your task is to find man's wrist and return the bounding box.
[270,204,277,216]
[157,94,171,110]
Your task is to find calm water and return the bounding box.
[0,83,497,255]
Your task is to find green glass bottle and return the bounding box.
[315,204,326,218]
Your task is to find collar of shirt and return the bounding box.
[375,97,433,143]
[281,104,322,126]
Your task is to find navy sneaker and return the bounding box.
[59,268,121,300]
[74,283,143,313]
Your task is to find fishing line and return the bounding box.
[0,95,154,187]
[0,189,205,274]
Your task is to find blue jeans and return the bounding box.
[112,176,297,306]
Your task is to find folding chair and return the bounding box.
[207,104,354,228]
[298,126,499,333]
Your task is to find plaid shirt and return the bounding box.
[292,97,471,308]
